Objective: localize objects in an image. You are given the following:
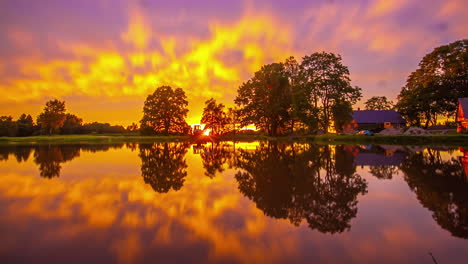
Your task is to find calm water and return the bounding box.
[0,142,467,264]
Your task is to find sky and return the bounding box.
[0,0,467,126]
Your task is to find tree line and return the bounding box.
[0,99,132,137]
[140,39,466,136]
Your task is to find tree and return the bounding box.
[201,98,228,136]
[0,116,17,136]
[364,96,394,110]
[126,123,139,132]
[301,52,362,133]
[284,56,318,133]
[396,39,468,127]
[16,114,34,136]
[235,63,291,136]
[37,99,67,135]
[332,100,353,132]
[61,114,83,134]
[140,86,189,135]
[226,107,242,135]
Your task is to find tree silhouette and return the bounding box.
[201,98,229,136]
[140,86,189,135]
[33,145,80,178]
[396,39,468,127]
[37,99,67,135]
[235,63,291,136]
[301,52,362,133]
[365,96,394,110]
[139,142,189,193]
[401,149,468,238]
[234,143,367,233]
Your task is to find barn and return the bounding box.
[456,98,468,133]
[342,110,406,132]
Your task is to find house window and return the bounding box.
[384,122,392,128]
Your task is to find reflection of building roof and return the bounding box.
[459,98,468,119]
[354,152,407,166]
[352,110,406,124]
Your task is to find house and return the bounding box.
[456,98,468,133]
[342,110,406,132]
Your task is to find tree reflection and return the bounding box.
[200,142,233,178]
[139,142,189,193]
[0,145,33,162]
[33,145,80,178]
[234,143,367,233]
[30,144,124,178]
[401,149,468,238]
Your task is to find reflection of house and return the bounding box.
[456,98,468,133]
[343,110,406,132]
[354,152,407,166]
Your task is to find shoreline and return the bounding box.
[0,134,467,147]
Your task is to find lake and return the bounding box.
[0,142,467,264]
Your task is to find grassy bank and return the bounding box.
[0,134,191,144]
[0,133,467,146]
[301,134,468,147]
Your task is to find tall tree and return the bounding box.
[201,98,228,136]
[235,63,291,136]
[364,96,394,110]
[37,99,67,135]
[140,86,189,135]
[16,114,34,137]
[301,52,361,133]
[284,56,318,133]
[396,39,468,127]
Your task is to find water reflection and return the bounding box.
[234,143,368,233]
[400,148,468,238]
[139,142,189,193]
[197,142,233,178]
[1,142,468,263]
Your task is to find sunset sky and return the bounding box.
[1,0,467,126]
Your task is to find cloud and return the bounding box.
[0,0,466,125]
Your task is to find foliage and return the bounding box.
[140,86,189,135]
[0,116,17,137]
[364,96,394,110]
[332,100,354,132]
[201,98,228,135]
[126,122,139,132]
[396,39,468,127]
[37,99,67,135]
[16,114,35,137]
[61,114,83,134]
[81,122,126,134]
[235,63,291,136]
[301,52,362,133]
